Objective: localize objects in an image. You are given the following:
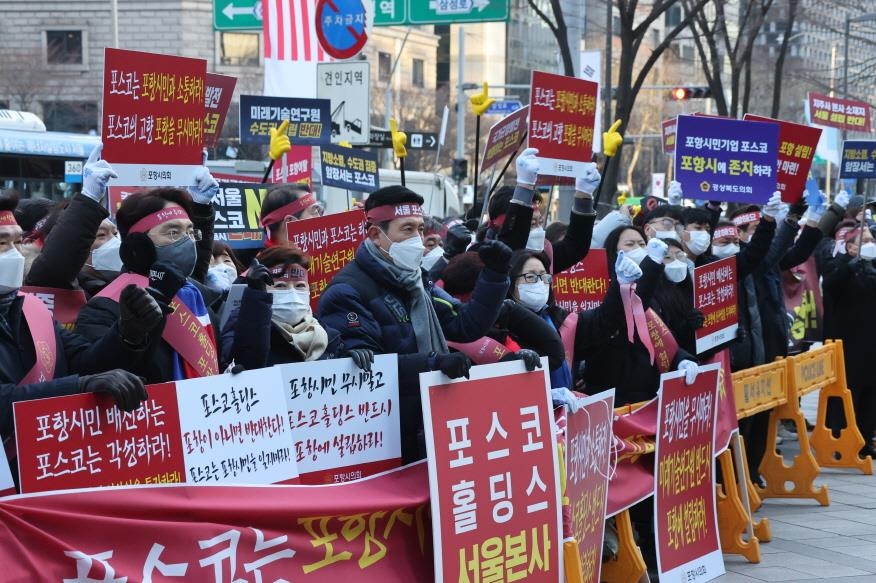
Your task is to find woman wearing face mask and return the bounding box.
[222,246,336,369]
[822,223,876,457]
[647,238,704,355]
[206,241,244,294]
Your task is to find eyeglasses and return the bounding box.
[516,273,553,284]
[649,218,679,230]
[164,228,203,243]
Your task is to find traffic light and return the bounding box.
[452,158,468,182]
[669,86,712,100]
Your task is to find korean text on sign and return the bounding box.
[482,105,530,172]
[840,140,876,179]
[808,92,871,133]
[552,249,610,314]
[743,114,821,202]
[693,256,739,354]
[421,359,562,583]
[239,95,332,145]
[320,144,380,193]
[203,73,237,148]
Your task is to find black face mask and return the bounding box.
[154,237,197,278]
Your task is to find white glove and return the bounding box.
[81,143,118,203]
[551,387,581,414]
[188,165,220,205]
[646,238,668,264]
[516,147,539,187]
[615,251,643,284]
[775,203,789,224]
[762,191,783,218]
[575,162,601,195]
[667,180,683,205]
[677,359,699,385]
[803,190,827,223]
[834,190,850,210]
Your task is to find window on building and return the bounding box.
[45,30,83,65]
[220,32,259,66]
[378,52,392,81]
[665,6,681,27]
[42,101,98,133]
[412,58,425,88]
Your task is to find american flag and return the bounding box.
[263,0,329,62]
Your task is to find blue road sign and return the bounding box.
[486,100,523,116]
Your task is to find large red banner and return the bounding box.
[693,256,738,354]
[102,48,206,186]
[0,462,432,581]
[551,249,610,313]
[421,360,562,582]
[528,70,598,177]
[482,105,530,172]
[808,92,871,132]
[654,365,724,582]
[743,114,822,202]
[286,210,366,309]
[203,73,237,148]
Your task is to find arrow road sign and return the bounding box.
[214,0,262,30]
[375,0,508,25]
[368,129,438,150]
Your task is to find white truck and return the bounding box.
[321,169,462,218]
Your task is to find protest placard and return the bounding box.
[107,185,146,217]
[662,118,677,154]
[743,114,822,202]
[421,359,562,583]
[693,256,739,354]
[271,145,313,185]
[278,355,400,484]
[808,92,871,133]
[528,71,598,177]
[674,115,779,204]
[482,105,529,172]
[203,73,237,148]
[20,287,86,330]
[286,210,366,309]
[654,364,724,582]
[320,144,380,193]
[565,390,614,583]
[840,140,876,178]
[551,249,609,313]
[102,48,206,186]
[239,95,331,145]
[212,182,269,249]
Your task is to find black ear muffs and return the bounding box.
[119,232,157,276]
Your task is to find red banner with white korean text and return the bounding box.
[705,348,739,455]
[654,365,725,582]
[20,286,86,330]
[203,73,236,148]
[0,462,432,581]
[551,249,610,312]
[421,359,563,582]
[606,398,657,517]
[808,92,871,133]
[693,256,739,354]
[102,48,206,187]
[286,210,366,310]
[272,145,313,185]
[482,105,530,172]
[662,118,677,154]
[743,114,822,202]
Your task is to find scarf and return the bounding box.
[171,282,216,380]
[364,239,448,354]
[272,313,329,361]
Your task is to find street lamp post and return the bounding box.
[842,13,876,124]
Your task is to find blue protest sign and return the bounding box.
[674,115,780,204]
[320,144,380,193]
[840,140,876,178]
[486,100,523,115]
[239,95,332,145]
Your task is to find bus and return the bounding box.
[0,109,100,200]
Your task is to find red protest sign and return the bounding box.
[551,249,609,313]
[808,92,871,132]
[693,256,739,354]
[20,287,86,330]
[744,114,822,202]
[286,210,366,310]
[272,145,313,185]
[703,348,738,455]
[566,390,614,583]
[482,105,529,172]
[654,365,724,582]
[203,73,237,148]
[421,360,562,583]
[528,71,598,177]
[14,383,184,494]
[662,118,677,154]
[102,48,206,186]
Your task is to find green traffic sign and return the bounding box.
[213,0,263,30]
[374,0,509,26]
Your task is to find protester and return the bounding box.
[259,184,324,248]
[205,241,243,293]
[427,218,473,281]
[317,185,512,462]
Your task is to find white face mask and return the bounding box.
[860,242,876,261]
[0,247,25,294]
[421,246,445,271]
[206,263,237,292]
[712,243,740,259]
[654,229,678,240]
[387,233,426,271]
[624,246,648,265]
[91,235,123,272]
[516,281,550,312]
[526,227,546,252]
[685,230,711,256]
[270,288,311,325]
[664,259,688,283]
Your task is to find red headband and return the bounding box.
[713,225,738,240]
[129,207,189,234]
[843,227,862,243]
[732,212,761,227]
[0,211,17,227]
[269,263,309,283]
[365,203,424,224]
[260,193,317,228]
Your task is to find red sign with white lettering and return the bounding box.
[693,256,738,354]
[808,92,871,133]
[551,249,610,313]
[203,73,237,148]
[743,114,822,202]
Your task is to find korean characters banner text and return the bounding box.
[239,95,331,145]
[320,144,380,193]
[421,359,563,583]
[102,48,207,186]
[203,73,237,148]
[693,256,739,354]
[674,115,779,204]
[482,105,530,172]
[743,114,821,202]
[808,92,871,133]
[552,249,610,313]
[840,140,876,178]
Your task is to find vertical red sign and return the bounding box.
[203,73,237,148]
[693,256,739,354]
[743,114,822,202]
[662,118,678,154]
[272,145,313,185]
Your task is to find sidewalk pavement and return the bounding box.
[720,391,876,582]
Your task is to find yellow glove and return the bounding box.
[603,119,623,157]
[390,118,407,159]
[268,119,291,161]
[469,81,496,116]
[338,141,353,148]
